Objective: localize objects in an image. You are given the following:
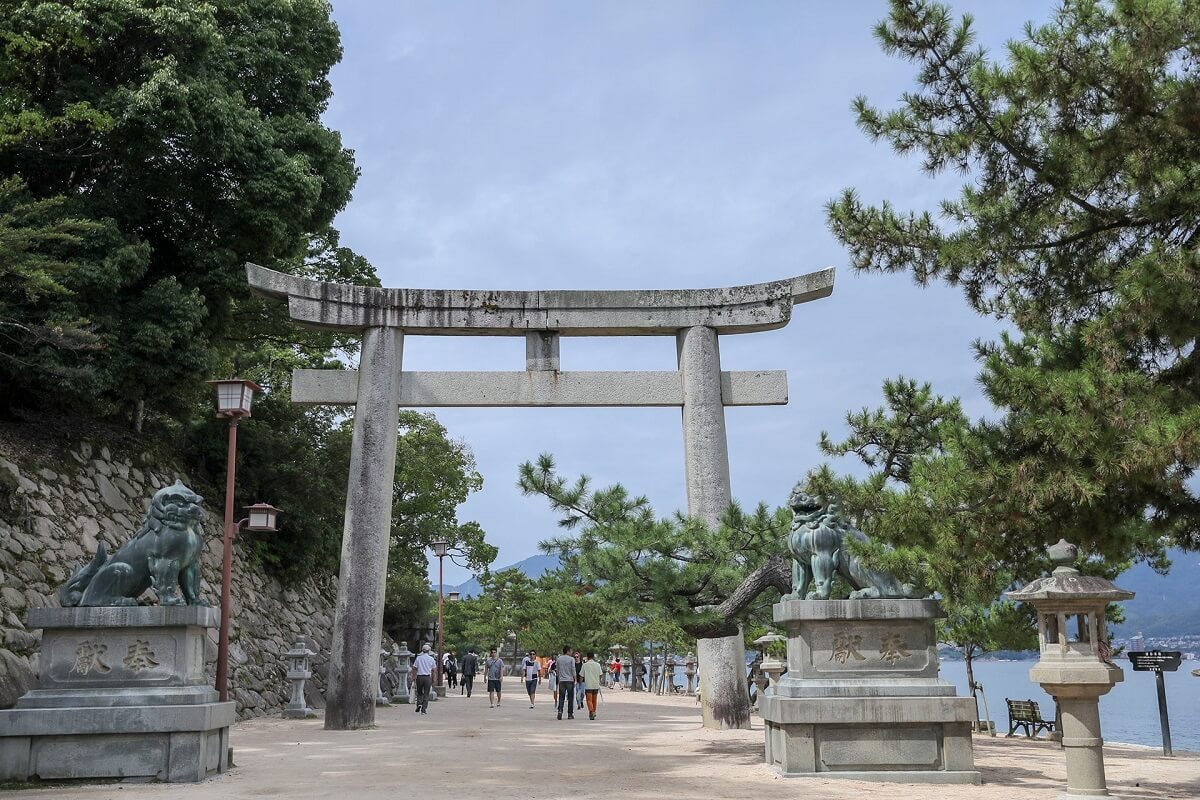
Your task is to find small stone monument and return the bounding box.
[283,639,318,719]
[391,641,412,704]
[760,488,978,783]
[683,652,697,695]
[1008,539,1133,800]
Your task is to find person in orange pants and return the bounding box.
[580,652,604,720]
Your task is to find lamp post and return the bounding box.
[431,540,448,696]
[208,378,281,703]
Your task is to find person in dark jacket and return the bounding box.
[460,648,478,697]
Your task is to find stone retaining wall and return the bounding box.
[0,430,339,719]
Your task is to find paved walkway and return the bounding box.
[9,678,1199,799]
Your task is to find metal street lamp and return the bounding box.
[431,540,449,694]
[208,377,280,704]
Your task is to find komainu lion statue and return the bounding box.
[783,485,921,601]
[59,480,209,607]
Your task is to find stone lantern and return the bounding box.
[1008,539,1133,800]
[754,633,787,694]
[620,655,632,688]
[683,652,697,695]
[392,641,413,704]
[282,640,318,719]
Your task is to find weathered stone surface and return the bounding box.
[92,473,128,511]
[325,326,402,730]
[761,598,979,783]
[291,368,789,408]
[0,649,35,709]
[0,433,337,720]
[247,261,835,335]
[0,609,233,782]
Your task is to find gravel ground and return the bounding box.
[8,677,1198,799]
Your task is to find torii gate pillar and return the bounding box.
[246,262,834,731]
[678,325,749,728]
[324,327,403,730]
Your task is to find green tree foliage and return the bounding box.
[806,378,1133,718]
[1,1,497,592]
[445,569,629,660]
[826,0,1200,557]
[519,454,791,639]
[381,412,496,632]
[0,0,357,421]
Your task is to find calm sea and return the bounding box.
[657,658,1198,751]
[939,659,1199,752]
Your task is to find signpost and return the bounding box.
[1128,650,1182,756]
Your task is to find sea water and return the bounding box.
[660,658,1198,751]
[940,659,1199,752]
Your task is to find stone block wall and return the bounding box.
[0,430,339,719]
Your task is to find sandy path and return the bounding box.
[8,678,1198,799]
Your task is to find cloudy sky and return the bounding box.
[323,1,1055,584]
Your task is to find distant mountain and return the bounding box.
[444,550,1199,636]
[1111,549,1200,637]
[444,553,562,598]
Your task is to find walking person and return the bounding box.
[611,656,622,689]
[411,643,437,715]
[485,647,505,708]
[445,650,458,690]
[547,654,558,705]
[573,650,586,711]
[522,650,540,708]
[581,652,603,720]
[555,645,577,720]
[460,648,478,697]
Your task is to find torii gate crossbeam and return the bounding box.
[245,262,834,731]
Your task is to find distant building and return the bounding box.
[1131,632,1146,651]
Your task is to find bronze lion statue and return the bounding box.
[59,480,209,607]
[783,485,920,601]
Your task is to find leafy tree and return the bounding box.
[807,377,1136,724]
[826,0,1200,558]
[0,0,358,423]
[445,569,630,666]
[519,454,792,641]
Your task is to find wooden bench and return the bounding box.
[1006,698,1055,738]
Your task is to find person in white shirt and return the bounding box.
[521,650,541,709]
[411,643,437,714]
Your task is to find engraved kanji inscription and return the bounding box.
[879,632,912,664]
[124,639,160,672]
[829,629,866,664]
[70,641,111,676]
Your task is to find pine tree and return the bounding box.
[827,0,1200,555]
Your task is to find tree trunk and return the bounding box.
[680,554,791,640]
[965,645,980,727]
[696,630,751,729]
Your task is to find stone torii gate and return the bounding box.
[246,262,834,731]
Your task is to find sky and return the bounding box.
[322,1,1058,585]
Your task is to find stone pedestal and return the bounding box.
[0,607,235,783]
[760,599,979,783]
